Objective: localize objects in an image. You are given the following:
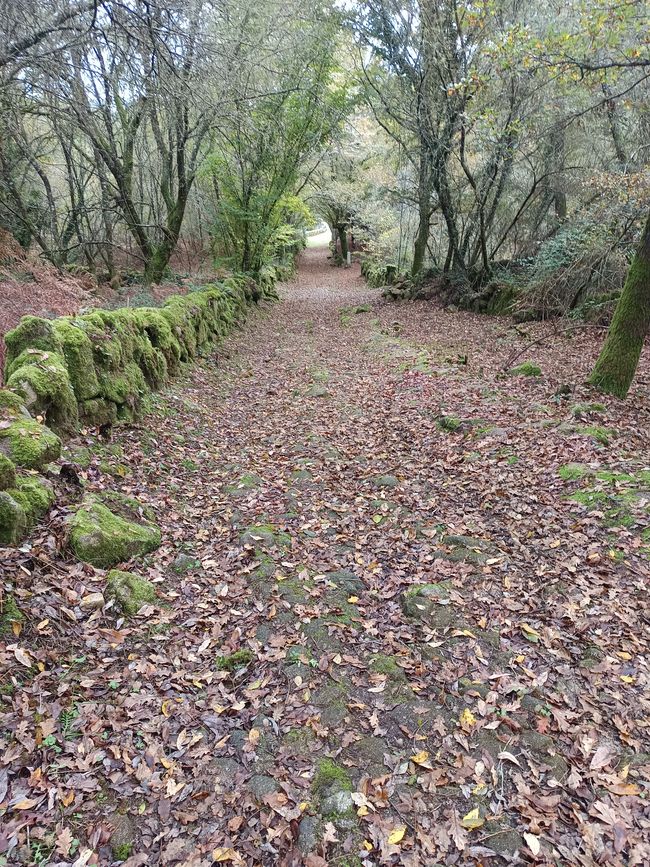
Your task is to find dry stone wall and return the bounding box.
[0,275,270,545]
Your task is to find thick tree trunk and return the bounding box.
[337,225,349,261]
[144,245,172,285]
[412,147,432,277]
[589,210,650,397]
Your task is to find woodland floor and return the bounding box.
[1,246,650,866]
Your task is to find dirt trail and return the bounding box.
[1,246,649,865]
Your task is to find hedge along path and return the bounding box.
[0,246,649,865]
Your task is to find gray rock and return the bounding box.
[248,774,280,800]
[325,569,364,595]
[322,789,354,816]
[297,816,319,853]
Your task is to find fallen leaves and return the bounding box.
[1,250,648,866]
[460,807,484,830]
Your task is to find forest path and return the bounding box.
[3,246,649,865]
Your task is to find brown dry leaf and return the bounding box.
[55,827,75,857]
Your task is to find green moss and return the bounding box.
[6,475,55,526]
[282,727,316,755]
[510,361,542,376]
[4,316,63,369]
[572,402,606,417]
[0,492,27,544]
[97,361,147,408]
[569,490,610,507]
[0,454,17,490]
[68,494,161,568]
[0,419,61,469]
[369,654,406,679]
[132,308,182,372]
[0,389,29,417]
[437,415,461,432]
[7,349,78,433]
[62,445,92,468]
[580,425,612,445]
[216,649,254,671]
[558,463,591,481]
[52,319,101,401]
[112,843,133,861]
[595,470,634,483]
[0,594,24,636]
[106,570,157,615]
[312,758,353,795]
[588,242,650,398]
[79,398,118,427]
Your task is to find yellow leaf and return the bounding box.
[212,849,237,862]
[363,841,373,852]
[61,790,75,807]
[616,652,632,661]
[161,700,173,718]
[620,675,635,684]
[521,623,540,643]
[357,805,369,816]
[248,679,262,690]
[606,782,640,796]
[472,782,488,796]
[410,750,430,765]
[388,825,406,845]
[461,807,484,830]
[12,620,22,637]
[299,801,309,812]
[13,798,39,810]
[347,596,359,603]
[459,708,477,728]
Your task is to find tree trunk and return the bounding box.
[412,147,432,277]
[589,210,650,397]
[144,245,171,285]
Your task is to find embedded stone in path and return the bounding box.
[68,491,161,568]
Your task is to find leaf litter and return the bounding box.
[0,246,649,865]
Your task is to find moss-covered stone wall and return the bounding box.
[0,275,270,545]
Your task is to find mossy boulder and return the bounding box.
[4,316,63,367]
[68,492,161,568]
[0,418,61,470]
[132,308,182,373]
[0,455,17,490]
[106,569,157,615]
[0,492,27,545]
[79,398,118,428]
[52,319,101,400]
[0,471,54,546]
[510,361,542,377]
[6,350,78,433]
[0,389,31,419]
[5,475,55,529]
